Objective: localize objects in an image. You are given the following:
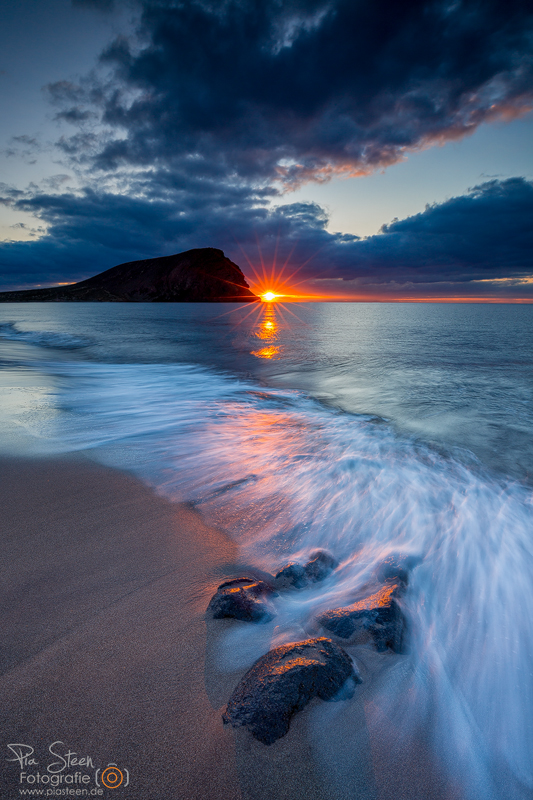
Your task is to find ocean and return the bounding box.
[1,301,533,798]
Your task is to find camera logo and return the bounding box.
[96,762,129,789]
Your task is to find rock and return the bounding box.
[223,637,361,744]
[316,583,406,652]
[207,577,274,622]
[274,562,308,589]
[0,248,259,303]
[374,552,420,588]
[274,550,338,590]
[304,550,338,582]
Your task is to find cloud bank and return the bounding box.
[1,176,532,297]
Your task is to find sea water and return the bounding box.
[1,301,533,798]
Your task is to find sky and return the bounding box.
[0,0,532,300]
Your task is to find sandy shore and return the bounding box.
[0,454,462,800]
[0,455,246,799]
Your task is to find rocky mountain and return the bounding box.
[0,248,259,302]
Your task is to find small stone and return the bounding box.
[304,550,338,582]
[223,637,361,744]
[207,577,274,622]
[274,550,338,590]
[374,552,420,588]
[316,583,406,652]
[274,562,308,589]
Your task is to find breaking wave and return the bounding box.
[0,321,90,349]
[22,360,533,798]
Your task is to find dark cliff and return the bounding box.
[0,248,259,303]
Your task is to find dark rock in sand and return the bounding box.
[316,583,406,653]
[0,248,259,303]
[207,577,274,622]
[223,637,361,744]
[274,550,338,590]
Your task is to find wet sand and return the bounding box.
[0,455,244,799]
[0,455,461,800]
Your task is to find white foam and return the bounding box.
[0,321,90,349]
[18,360,533,796]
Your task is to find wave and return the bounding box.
[0,321,90,349]
[27,360,533,797]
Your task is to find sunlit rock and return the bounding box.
[316,583,406,652]
[223,637,361,744]
[274,549,338,589]
[207,577,274,622]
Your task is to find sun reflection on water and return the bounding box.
[252,345,280,359]
[251,304,281,359]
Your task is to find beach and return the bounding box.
[0,454,246,799]
[1,454,369,800]
[0,454,470,800]
[0,454,370,800]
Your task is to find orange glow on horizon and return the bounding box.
[235,238,533,304]
[294,294,533,303]
[250,287,533,304]
[249,282,533,305]
[238,235,328,302]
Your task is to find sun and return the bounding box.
[262,291,277,302]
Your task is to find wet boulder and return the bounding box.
[274,562,308,589]
[274,550,338,590]
[223,637,361,744]
[305,550,339,582]
[207,577,274,622]
[316,583,406,653]
[374,552,420,588]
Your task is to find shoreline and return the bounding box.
[0,454,356,800]
[1,452,506,800]
[0,453,243,799]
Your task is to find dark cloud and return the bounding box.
[249,178,533,291]
[0,174,277,288]
[41,174,73,191]
[46,80,88,105]
[12,135,39,147]
[1,178,531,297]
[327,177,533,283]
[54,107,97,124]
[56,0,533,184]
[2,135,41,163]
